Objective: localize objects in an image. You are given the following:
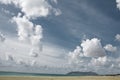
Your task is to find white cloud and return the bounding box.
[104,44,117,52]
[91,56,108,66]
[0,0,12,4]
[69,38,106,59]
[12,15,43,52]
[81,38,106,57]
[68,38,107,70]
[116,0,120,10]
[3,0,120,74]
[0,37,68,67]
[0,36,120,74]
[12,15,34,41]
[0,0,61,54]
[0,0,61,19]
[0,0,61,55]
[0,32,5,43]
[68,46,83,64]
[18,0,51,18]
[29,49,39,57]
[68,37,120,74]
[30,25,43,48]
[115,34,120,42]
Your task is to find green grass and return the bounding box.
[0,76,120,80]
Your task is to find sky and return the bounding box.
[0,0,120,74]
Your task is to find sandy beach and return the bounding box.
[0,76,120,80]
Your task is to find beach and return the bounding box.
[0,76,120,80]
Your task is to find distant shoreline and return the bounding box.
[0,71,120,77]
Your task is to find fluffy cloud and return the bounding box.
[116,0,120,10]
[18,0,51,18]
[69,38,106,60]
[12,15,34,41]
[68,38,107,70]
[0,0,11,4]
[0,0,62,67]
[68,37,120,74]
[104,44,117,52]
[68,46,83,64]
[12,15,43,52]
[0,0,61,19]
[81,38,106,57]
[30,25,43,48]
[0,0,61,53]
[91,56,108,66]
[115,34,120,42]
[0,32,5,42]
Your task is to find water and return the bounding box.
[0,71,66,76]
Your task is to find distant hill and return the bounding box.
[66,71,98,76]
[104,74,120,76]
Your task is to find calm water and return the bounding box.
[0,71,66,76]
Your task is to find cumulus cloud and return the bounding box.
[12,15,43,52]
[0,0,61,19]
[69,38,106,59]
[91,56,108,66]
[68,36,120,74]
[104,44,117,52]
[0,0,61,54]
[116,0,120,10]
[115,34,120,42]
[17,0,51,18]
[68,38,107,70]
[0,0,62,68]
[0,32,5,43]
[12,15,34,41]
[68,46,83,64]
[68,41,119,74]
[81,38,106,57]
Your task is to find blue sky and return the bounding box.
[0,0,120,49]
[0,0,120,74]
